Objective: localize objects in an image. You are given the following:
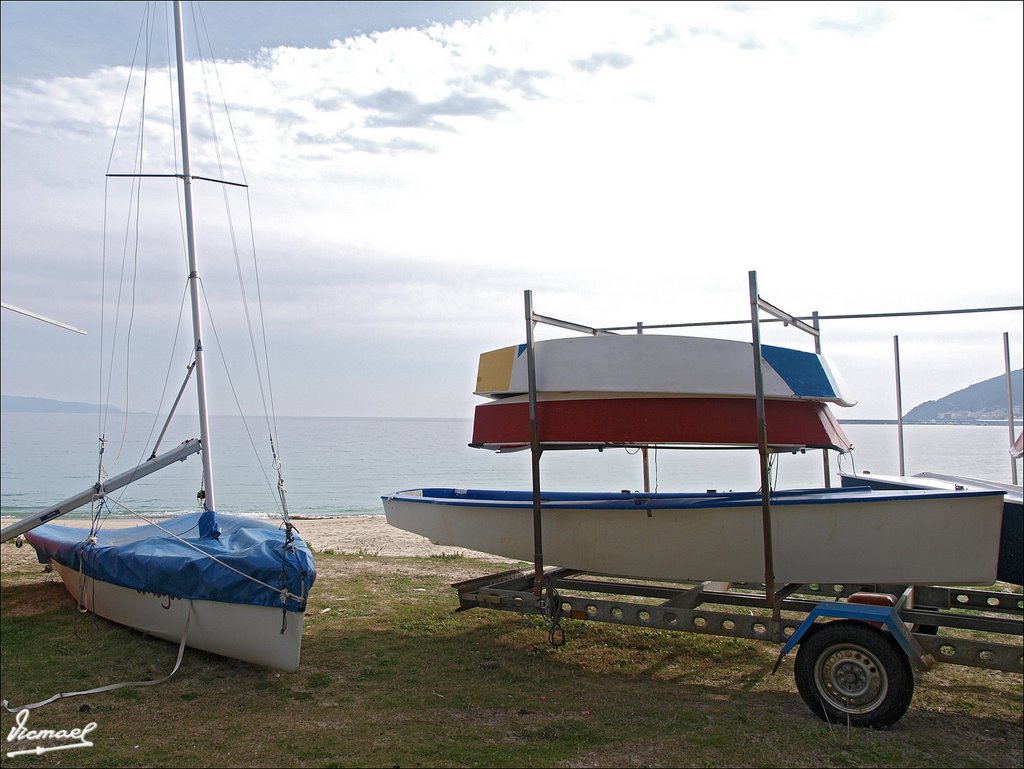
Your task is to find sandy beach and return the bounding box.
[0,514,515,572]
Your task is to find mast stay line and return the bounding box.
[105,172,248,188]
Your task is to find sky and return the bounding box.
[1,0,1022,421]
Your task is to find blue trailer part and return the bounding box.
[773,601,933,673]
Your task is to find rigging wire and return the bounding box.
[100,4,156,474]
[101,3,200,514]
[97,1,288,518]
[199,283,284,513]
[193,1,287,464]
[185,2,290,517]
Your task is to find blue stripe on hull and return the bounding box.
[761,344,837,399]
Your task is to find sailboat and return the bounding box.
[0,1,316,671]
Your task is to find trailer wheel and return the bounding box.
[794,620,914,728]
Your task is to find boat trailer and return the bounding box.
[453,567,1023,728]
[461,280,1022,728]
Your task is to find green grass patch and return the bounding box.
[1,550,1020,768]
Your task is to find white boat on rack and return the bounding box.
[840,470,1022,585]
[475,335,854,405]
[383,485,1004,585]
[1,1,315,672]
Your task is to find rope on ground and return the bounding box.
[1,603,192,713]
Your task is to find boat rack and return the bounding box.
[455,569,1023,674]
[453,566,1023,728]
[456,275,1023,728]
[519,273,832,625]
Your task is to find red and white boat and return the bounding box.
[471,392,851,451]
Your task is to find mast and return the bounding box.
[173,0,217,514]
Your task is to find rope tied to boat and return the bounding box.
[278,519,295,633]
[543,584,566,647]
[68,497,117,635]
[269,440,305,633]
[1,603,192,713]
[275,520,311,632]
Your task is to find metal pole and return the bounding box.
[525,290,544,595]
[748,271,778,636]
[0,439,202,543]
[641,447,651,492]
[894,335,905,476]
[1,302,87,335]
[813,311,831,487]
[638,321,649,492]
[597,305,1024,333]
[173,0,216,513]
[1005,332,1019,485]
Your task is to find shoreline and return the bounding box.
[0,514,516,571]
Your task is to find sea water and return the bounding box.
[1,411,1020,520]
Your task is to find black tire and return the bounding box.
[794,620,914,729]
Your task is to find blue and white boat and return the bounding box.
[840,470,1022,585]
[23,513,315,671]
[383,485,1004,585]
[1,1,315,671]
[475,334,854,405]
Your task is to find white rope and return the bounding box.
[1,603,192,713]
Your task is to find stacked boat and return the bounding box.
[470,335,853,451]
[383,333,1006,585]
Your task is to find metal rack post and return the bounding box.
[812,312,831,487]
[522,291,616,594]
[525,290,545,595]
[894,335,906,476]
[1005,332,1019,485]
[748,270,822,638]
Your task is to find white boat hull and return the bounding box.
[840,471,1023,585]
[383,487,1004,585]
[50,561,306,672]
[475,335,854,406]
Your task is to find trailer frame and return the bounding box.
[453,567,1023,727]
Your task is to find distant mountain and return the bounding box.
[0,395,120,413]
[904,369,1022,423]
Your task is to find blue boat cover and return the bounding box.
[25,512,316,611]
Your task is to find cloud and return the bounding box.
[2,1,1021,418]
[571,51,634,73]
[357,87,509,129]
[811,3,894,37]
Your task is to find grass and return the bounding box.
[1,549,1021,768]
